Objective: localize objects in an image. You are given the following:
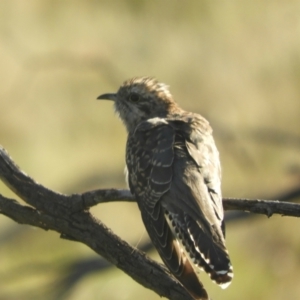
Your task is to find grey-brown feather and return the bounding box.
[99,77,233,298]
[127,116,232,279]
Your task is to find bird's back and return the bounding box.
[98,76,233,299]
[126,114,233,296]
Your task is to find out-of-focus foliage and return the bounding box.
[0,1,300,299]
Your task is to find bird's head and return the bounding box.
[97,77,180,132]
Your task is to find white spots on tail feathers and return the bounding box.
[164,205,233,290]
[187,228,212,266]
[216,269,232,275]
[210,266,234,289]
[219,280,232,290]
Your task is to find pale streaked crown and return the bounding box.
[120,77,172,100]
[101,77,181,133]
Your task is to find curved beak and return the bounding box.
[97,93,117,101]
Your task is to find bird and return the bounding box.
[97,77,233,299]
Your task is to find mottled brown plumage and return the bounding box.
[97,77,233,299]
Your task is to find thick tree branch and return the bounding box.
[0,146,195,300]
[1,146,300,300]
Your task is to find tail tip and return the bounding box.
[212,267,234,289]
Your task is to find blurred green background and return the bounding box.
[0,1,300,299]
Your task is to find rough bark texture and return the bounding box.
[0,146,299,300]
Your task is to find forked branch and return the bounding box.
[0,146,299,300]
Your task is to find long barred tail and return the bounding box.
[141,204,209,300]
[186,215,233,288]
[167,211,233,289]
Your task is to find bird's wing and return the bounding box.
[165,116,233,287]
[126,118,209,299]
[126,118,174,213]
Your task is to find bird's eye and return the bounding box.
[129,93,140,102]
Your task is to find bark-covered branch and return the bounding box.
[223,197,300,217]
[0,146,195,300]
[82,189,300,218]
[0,146,300,300]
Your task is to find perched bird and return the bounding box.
[97,77,233,299]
